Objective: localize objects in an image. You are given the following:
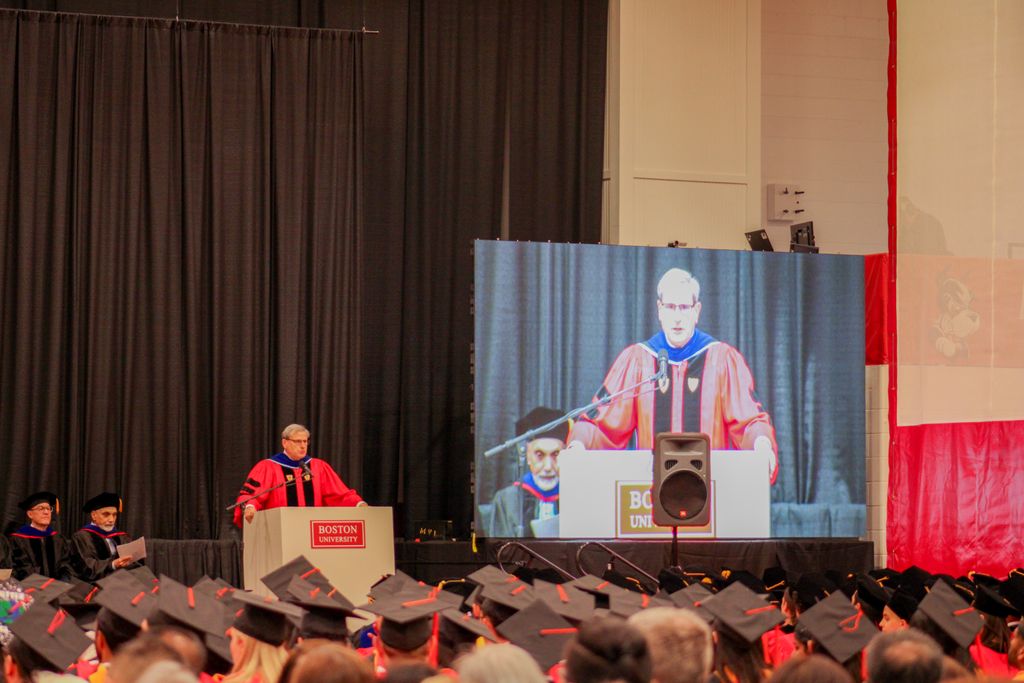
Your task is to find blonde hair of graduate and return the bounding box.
[223,628,290,683]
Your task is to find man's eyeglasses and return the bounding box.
[659,302,697,314]
[29,505,53,513]
[286,438,310,445]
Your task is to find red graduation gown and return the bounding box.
[233,456,364,527]
[568,341,778,483]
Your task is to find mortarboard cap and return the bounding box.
[9,602,91,671]
[153,575,227,637]
[608,590,672,618]
[467,565,520,588]
[668,583,716,624]
[128,565,159,589]
[283,575,359,640]
[797,591,879,664]
[918,579,983,649]
[93,572,156,628]
[367,570,424,601]
[82,492,122,514]
[968,571,1000,589]
[568,574,629,597]
[362,590,449,652]
[533,580,596,623]
[702,582,784,644]
[18,491,59,513]
[479,580,536,613]
[19,575,75,605]
[231,590,303,645]
[516,407,569,444]
[260,556,336,599]
[57,581,103,630]
[438,608,498,648]
[496,599,577,671]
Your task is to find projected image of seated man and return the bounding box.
[489,407,565,537]
[567,268,779,483]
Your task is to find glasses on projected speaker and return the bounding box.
[658,302,697,314]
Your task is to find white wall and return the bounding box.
[604,0,762,249]
[762,0,888,255]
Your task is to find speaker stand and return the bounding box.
[670,526,681,570]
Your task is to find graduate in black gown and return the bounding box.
[8,491,77,580]
[0,533,11,571]
[71,492,140,581]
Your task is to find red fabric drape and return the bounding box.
[889,420,1024,575]
[864,254,889,365]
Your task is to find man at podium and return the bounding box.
[234,424,366,526]
[568,268,779,483]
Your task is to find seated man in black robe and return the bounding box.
[71,492,139,581]
[8,491,77,580]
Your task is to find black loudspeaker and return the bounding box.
[651,433,711,527]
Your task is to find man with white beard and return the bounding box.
[71,492,139,581]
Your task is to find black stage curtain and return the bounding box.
[0,10,364,539]
[0,1,608,543]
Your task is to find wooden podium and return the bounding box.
[243,506,395,608]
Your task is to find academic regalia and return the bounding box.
[233,454,364,527]
[569,330,778,483]
[970,640,1016,678]
[9,526,77,581]
[489,473,558,537]
[71,525,136,581]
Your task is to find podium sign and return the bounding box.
[243,507,395,610]
[559,449,769,538]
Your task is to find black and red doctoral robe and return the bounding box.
[233,453,364,527]
[569,330,778,483]
[8,525,78,580]
[71,524,138,581]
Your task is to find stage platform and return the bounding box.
[148,537,874,589]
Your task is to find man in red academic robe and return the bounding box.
[568,268,779,483]
[234,424,366,527]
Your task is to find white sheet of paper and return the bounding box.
[117,536,147,561]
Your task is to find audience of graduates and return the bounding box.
[4,549,1024,683]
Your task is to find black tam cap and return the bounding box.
[82,492,122,514]
[886,588,919,622]
[702,582,784,644]
[9,602,91,671]
[18,491,59,512]
[797,591,879,664]
[496,599,577,671]
[918,579,983,649]
[19,575,75,605]
[232,590,304,646]
[854,574,891,624]
[973,584,1018,619]
[516,407,569,444]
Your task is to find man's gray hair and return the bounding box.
[456,643,546,683]
[657,268,701,303]
[628,607,712,683]
[866,628,943,683]
[281,424,310,440]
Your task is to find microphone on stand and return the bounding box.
[302,461,315,479]
[657,349,670,394]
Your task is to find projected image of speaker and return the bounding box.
[652,433,711,527]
